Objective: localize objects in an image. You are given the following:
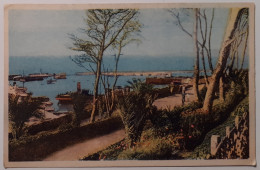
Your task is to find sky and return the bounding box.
[8,8,229,57]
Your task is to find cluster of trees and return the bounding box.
[70,7,249,121]
[70,9,141,123]
[169,8,249,112]
[8,7,249,139]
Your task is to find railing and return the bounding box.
[210,111,249,159]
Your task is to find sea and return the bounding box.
[9,55,247,111]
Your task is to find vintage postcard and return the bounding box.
[4,3,255,167]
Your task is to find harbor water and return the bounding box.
[8,55,228,111]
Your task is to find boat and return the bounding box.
[19,76,44,82]
[28,73,50,78]
[9,74,22,81]
[54,73,66,79]
[47,78,56,84]
[13,75,23,81]
[55,94,72,101]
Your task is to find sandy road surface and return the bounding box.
[43,129,125,161]
[153,87,195,110]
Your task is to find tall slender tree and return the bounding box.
[203,8,248,112]
[193,8,200,101]
[169,8,215,100]
[70,9,140,123]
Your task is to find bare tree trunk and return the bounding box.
[110,45,122,113]
[203,8,244,112]
[198,9,209,87]
[208,9,215,74]
[228,42,237,73]
[193,8,200,101]
[201,48,209,86]
[240,26,249,70]
[219,75,225,101]
[90,58,102,123]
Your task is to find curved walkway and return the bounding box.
[153,87,195,110]
[43,129,125,161]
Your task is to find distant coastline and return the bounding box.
[76,70,194,77]
[75,70,211,77]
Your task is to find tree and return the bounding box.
[169,8,215,101]
[70,9,140,123]
[117,79,157,147]
[100,20,141,116]
[193,8,200,101]
[9,94,42,139]
[71,93,90,127]
[202,8,248,112]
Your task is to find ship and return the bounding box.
[54,73,66,79]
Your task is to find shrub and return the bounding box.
[117,92,157,147]
[162,102,202,133]
[127,78,154,94]
[9,94,43,139]
[117,137,179,160]
[26,114,72,135]
[179,81,247,150]
[71,93,91,127]
[9,116,123,161]
[189,97,249,159]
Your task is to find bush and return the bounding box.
[9,94,43,139]
[117,137,179,160]
[71,93,91,127]
[189,97,249,159]
[117,92,157,147]
[159,102,202,134]
[179,81,247,150]
[9,116,123,161]
[26,114,72,135]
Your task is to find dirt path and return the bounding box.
[153,87,195,110]
[43,129,125,161]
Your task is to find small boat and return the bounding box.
[56,94,72,101]
[47,78,56,84]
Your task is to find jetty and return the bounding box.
[75,70,194,77]
[9,72,68,82]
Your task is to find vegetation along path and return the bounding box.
[43,129,125,161]
[153,86,196,110]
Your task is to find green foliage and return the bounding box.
[9,116,123,161]
[226,69,249,95]
[148,110,172,137]
[127,78,154,94]
[179,80,247,150]
[117,138,175,160]
[117,78,158,146]
[9,94,42,139]
[148,101,202,137]
[189,97,249,159]
[57,122,74,132]
[71,93,90,127]
[26,114,72,135]
[117,92,157,147]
